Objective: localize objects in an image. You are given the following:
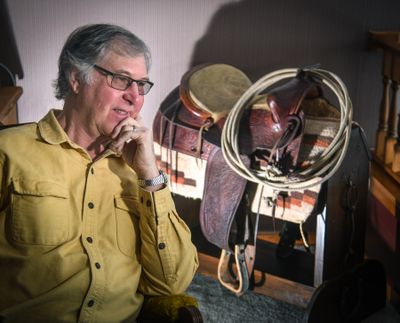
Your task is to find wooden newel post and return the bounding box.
[375,51,392,160]
[391,55,400,171]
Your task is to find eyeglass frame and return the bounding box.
[93,64,154,95]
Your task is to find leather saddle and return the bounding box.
[153,64,321,295]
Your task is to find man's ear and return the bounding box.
[69,69,81,94]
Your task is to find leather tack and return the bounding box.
[86,237,93,243]
[87,300,94,307]
[88,202,94,209]
[158,242,166,250]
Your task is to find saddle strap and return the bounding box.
[217,244,256,296]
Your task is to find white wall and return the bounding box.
[6,0,233,126]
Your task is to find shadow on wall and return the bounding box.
[190,0,366,81]
[187,0,400,146]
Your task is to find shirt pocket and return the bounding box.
[114,196,140,258]
[11,178,71,246]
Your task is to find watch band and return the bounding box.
[138,170,168,187]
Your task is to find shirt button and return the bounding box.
[88,202,94,209]
[146,200,152,207]
[86,237,93,243]
[95,262,101,269]
[88,300,95,307]
[158,242,166,250]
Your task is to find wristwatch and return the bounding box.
[138,170,168,187]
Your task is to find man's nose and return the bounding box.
[123,82,140,105]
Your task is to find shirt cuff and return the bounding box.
[138,185,176,221]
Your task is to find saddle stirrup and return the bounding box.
[217,244,255,296]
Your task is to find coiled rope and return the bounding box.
[221,68,353,191]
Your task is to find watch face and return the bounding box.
[160,170,168,183]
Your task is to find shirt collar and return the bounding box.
[38,109,70,145]
[37,109,119,159]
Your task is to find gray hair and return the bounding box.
[54,24,152,100]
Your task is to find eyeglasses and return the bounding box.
[93,65,154,95]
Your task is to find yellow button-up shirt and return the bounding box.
[0,110,198,322]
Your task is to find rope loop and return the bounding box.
[221,68,353,191]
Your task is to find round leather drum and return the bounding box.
[178,64,252,128]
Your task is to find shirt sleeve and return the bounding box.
[137,186,199,296]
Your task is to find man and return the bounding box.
[0,24,198,322]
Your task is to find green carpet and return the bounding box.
[186,273,305,322]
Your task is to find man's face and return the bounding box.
[75,50,148,138]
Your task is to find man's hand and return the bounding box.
[109,115,160,182]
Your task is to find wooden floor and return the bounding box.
[197,252,314,308]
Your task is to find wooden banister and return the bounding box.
[369,31,400,173]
